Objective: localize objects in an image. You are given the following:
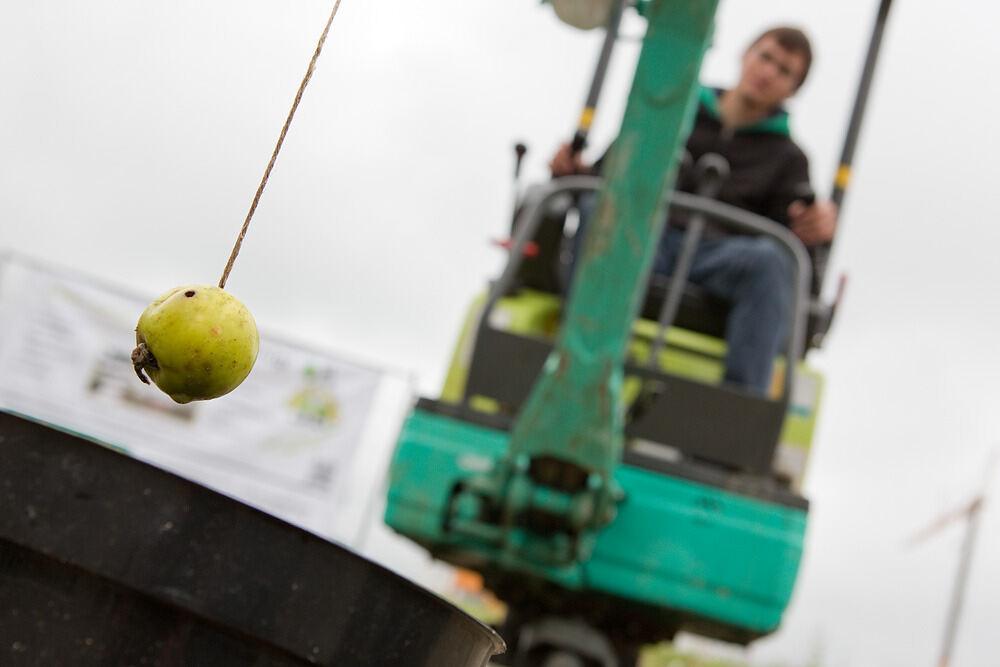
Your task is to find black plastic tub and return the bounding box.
[0,410,504,666]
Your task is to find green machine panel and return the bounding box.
[385,404,807,642]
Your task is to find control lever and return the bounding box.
[789,182,829,297]
[792,181,816,207]
[647,154,730,368]
[511,142,528,216]
[626,154,730,424]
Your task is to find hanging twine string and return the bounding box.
[219,0,344,289]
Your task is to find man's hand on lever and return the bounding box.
[549,142,589,177]
[788,198,838,246]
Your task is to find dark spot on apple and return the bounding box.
[185,290,196,297]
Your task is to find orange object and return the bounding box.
[491,238,540,257]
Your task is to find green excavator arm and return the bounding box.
[458,0,720,565]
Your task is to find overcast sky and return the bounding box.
[3,1,1000,665]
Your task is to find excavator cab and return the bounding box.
[456,162,827,479]
[384,0,880,663]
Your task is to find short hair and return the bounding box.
[750,26,813,89]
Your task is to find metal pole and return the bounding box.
[937,498,983,667]
[832,0,893,207]
[510,141,528,215]
[812,0,893,293]
[570,0,628,154]
[938,451,996,667]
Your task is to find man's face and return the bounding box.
[736,36,807,109]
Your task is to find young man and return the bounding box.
[550,26,837,394]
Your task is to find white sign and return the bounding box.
[0,252,413,544]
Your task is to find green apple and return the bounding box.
[131,285,259,403]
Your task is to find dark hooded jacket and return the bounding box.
[597,86,812,232]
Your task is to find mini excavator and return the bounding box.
[385,1,891,665]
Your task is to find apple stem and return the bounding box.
[218,0,344,290]
[131,341,157,385]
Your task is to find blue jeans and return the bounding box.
[653,226,794,394]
